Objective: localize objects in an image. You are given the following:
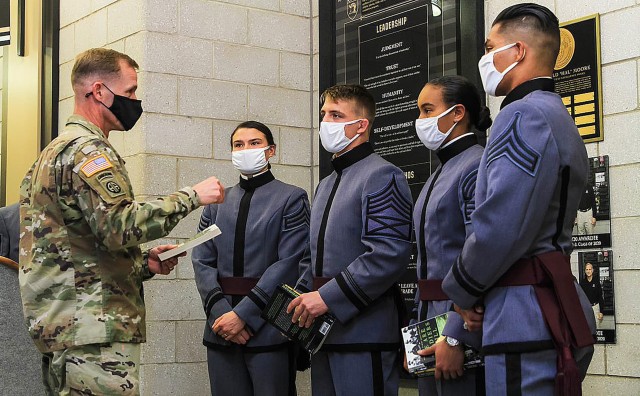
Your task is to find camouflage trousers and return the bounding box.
[42,342,141,395]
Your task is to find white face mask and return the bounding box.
[232,146,270,175]
[478,43,520,96]
[415,105,458,151]
[319,119,363,154]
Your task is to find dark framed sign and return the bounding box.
[0,0,9,46]
[553,14,603,143]
[578,250,616,343]
[319,0,485,316]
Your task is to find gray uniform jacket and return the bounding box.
[443,79,595,351]
[192,171,310,350]
[0,203,19,262]
[297,142,412,349]
[414,134,483,349]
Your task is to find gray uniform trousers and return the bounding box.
[311,350,399,396]
[207,345,295,396]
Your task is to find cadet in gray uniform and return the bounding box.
[288,85,412,396]
[411,76,490,396]
[192,121,310,396]
[441,4,595,395]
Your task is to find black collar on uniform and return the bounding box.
[501,78,555,109]
[239,170,275,190]
[437,134,478,164]
[332,142,374,173]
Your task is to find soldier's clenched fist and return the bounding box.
[193,176,225,205]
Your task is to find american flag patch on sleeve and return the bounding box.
[81,154,113,177]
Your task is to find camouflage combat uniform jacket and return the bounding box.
[19,115,200,353]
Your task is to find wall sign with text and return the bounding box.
[334,0,459,316]
[0,0,10,46]
[553,14,603,143]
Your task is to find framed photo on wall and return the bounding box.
[578,250,616,343]
[573,155,611,249]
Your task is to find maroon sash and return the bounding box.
[312,277,331,291]
[496,251,594,396]
[417,279,448,301]
[218,277,259,296]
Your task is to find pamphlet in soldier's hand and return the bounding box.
[402,312,483,377]
[157,224,221,261]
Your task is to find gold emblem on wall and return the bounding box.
[555,28,575,70]
[347,0,359,21]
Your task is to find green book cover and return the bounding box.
[402,313,483,377]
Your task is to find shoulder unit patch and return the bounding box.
[365,174,412,241]
[486,112,541,177]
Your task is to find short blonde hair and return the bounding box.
[71,48,138,88]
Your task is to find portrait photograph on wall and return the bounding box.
[573,155,611,249]
[578,250,616,343]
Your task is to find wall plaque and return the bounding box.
[554,14,603,143]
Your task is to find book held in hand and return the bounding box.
[261,284,335,354]
[157,224,221,261]
[402,312,483,377]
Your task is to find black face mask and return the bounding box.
[87,84,143,131]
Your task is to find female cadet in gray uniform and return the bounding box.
[191,121,310,396]
[410,76,491,396]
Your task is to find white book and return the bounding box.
[157,224,221,261]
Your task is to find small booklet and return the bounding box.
[262,284,336,354]
[157,224,221,261]
[402,312,483,377]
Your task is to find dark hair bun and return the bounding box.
[475,106,492,132]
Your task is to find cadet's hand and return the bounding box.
[213,311,246,341]
[402,351,409,372]
[454,304,484,332]
[287,292,328,328]
[229,328,252,345]
[148,245,186,275]
[193,176,225,205]
[418,339,464,380]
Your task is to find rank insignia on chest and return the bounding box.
[81,154,113,177]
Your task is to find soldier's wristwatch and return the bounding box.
[445,336,460,347]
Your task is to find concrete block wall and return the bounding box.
[58,0,317,394]
[485,1,640,393]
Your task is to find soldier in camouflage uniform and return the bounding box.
[19,48,225,395]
